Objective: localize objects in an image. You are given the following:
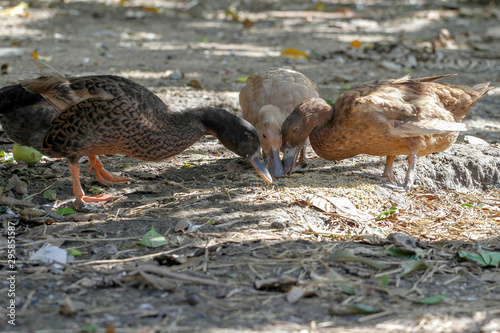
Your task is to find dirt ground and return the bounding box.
[0,0,500,332]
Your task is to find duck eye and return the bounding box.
[293,127,298,133]
[262,134,266,139]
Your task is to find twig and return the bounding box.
[0,195,36,207]
[76,242,194,266]
[23,183,54,201]
[128,265,228,287]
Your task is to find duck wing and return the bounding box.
[20,75,116,113]
[342,75,491,139]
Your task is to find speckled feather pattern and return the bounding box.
[0,75,261,163]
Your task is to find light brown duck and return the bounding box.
[281,74,491,189]
[240,67,318,178]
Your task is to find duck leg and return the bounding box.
[69,161,115,203]
[297,146,308,167]
[88,155,132,185]
[382,155,397,182]
[403,151,418,190]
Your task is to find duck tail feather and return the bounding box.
[451,82,492,121]
[31,59,66,80]
[20,75,76,112]
[416,74,457,82]
[471,82,492,101]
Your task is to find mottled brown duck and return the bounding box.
[0,73,272,204]
[281,74,491,189]
[239,67,318,178]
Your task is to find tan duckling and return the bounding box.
[0,70,272,204]
[281,74,491,189]
[240,67,318,178]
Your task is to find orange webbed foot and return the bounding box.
[88,155,132,185]
[69,160,118,206]
[77,193,116,204]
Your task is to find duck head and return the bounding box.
[202,107,273,184]
[281,98,332,174]
[256,105,285,178]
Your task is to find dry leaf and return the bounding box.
[302,193,373,223]
[140,6,159,13]
[387,232,418,251]
[255,277,296,292]
[175,220,191,232]
[16,207,46,218]
[187,79,202,89]
[350,40,362,48]
[9,174,27,194]
[286,286,315,303]
[281,48,309,60]
[0,2,28,16]
[59,296,76,316]
[124,271,177,291]
[242,18,254,29]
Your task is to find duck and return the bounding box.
[239,67,318,178]
[0,69,272,204]
[281,74,491,189]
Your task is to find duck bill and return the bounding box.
[282,145,300,175]
[266,146,284,178]
[247,150,273,184]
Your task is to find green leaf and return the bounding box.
[325,99,335,107]
[81,222,101,233]
[80,325,98,332]
[417,295,448,304]
[347,304,379,314]
[88,186,105,195]
[459,250,500,267]
[329,303,380,315]
[380,275,388,288]
[461,203,484,209]
[181,162,199,169]
[236,76,248,83]
[480,251,500,267]
[43,189,57,200]
[196,38,209,42]
[377,206,398,220]
[404,68,413,73]
[0,151,14,163]
[67,249,88,256]
[385,247,419,260]
[54,207,76,216]
[400,260,427,277]
[343,84,351,90]
[336,281,357,295]
[138,226,168,248]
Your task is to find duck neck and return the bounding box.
[309,104,335,139]
[309,104,353,160]
[155,107,247,159]
[308,104,349,159]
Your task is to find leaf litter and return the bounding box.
[0,0,499,332]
